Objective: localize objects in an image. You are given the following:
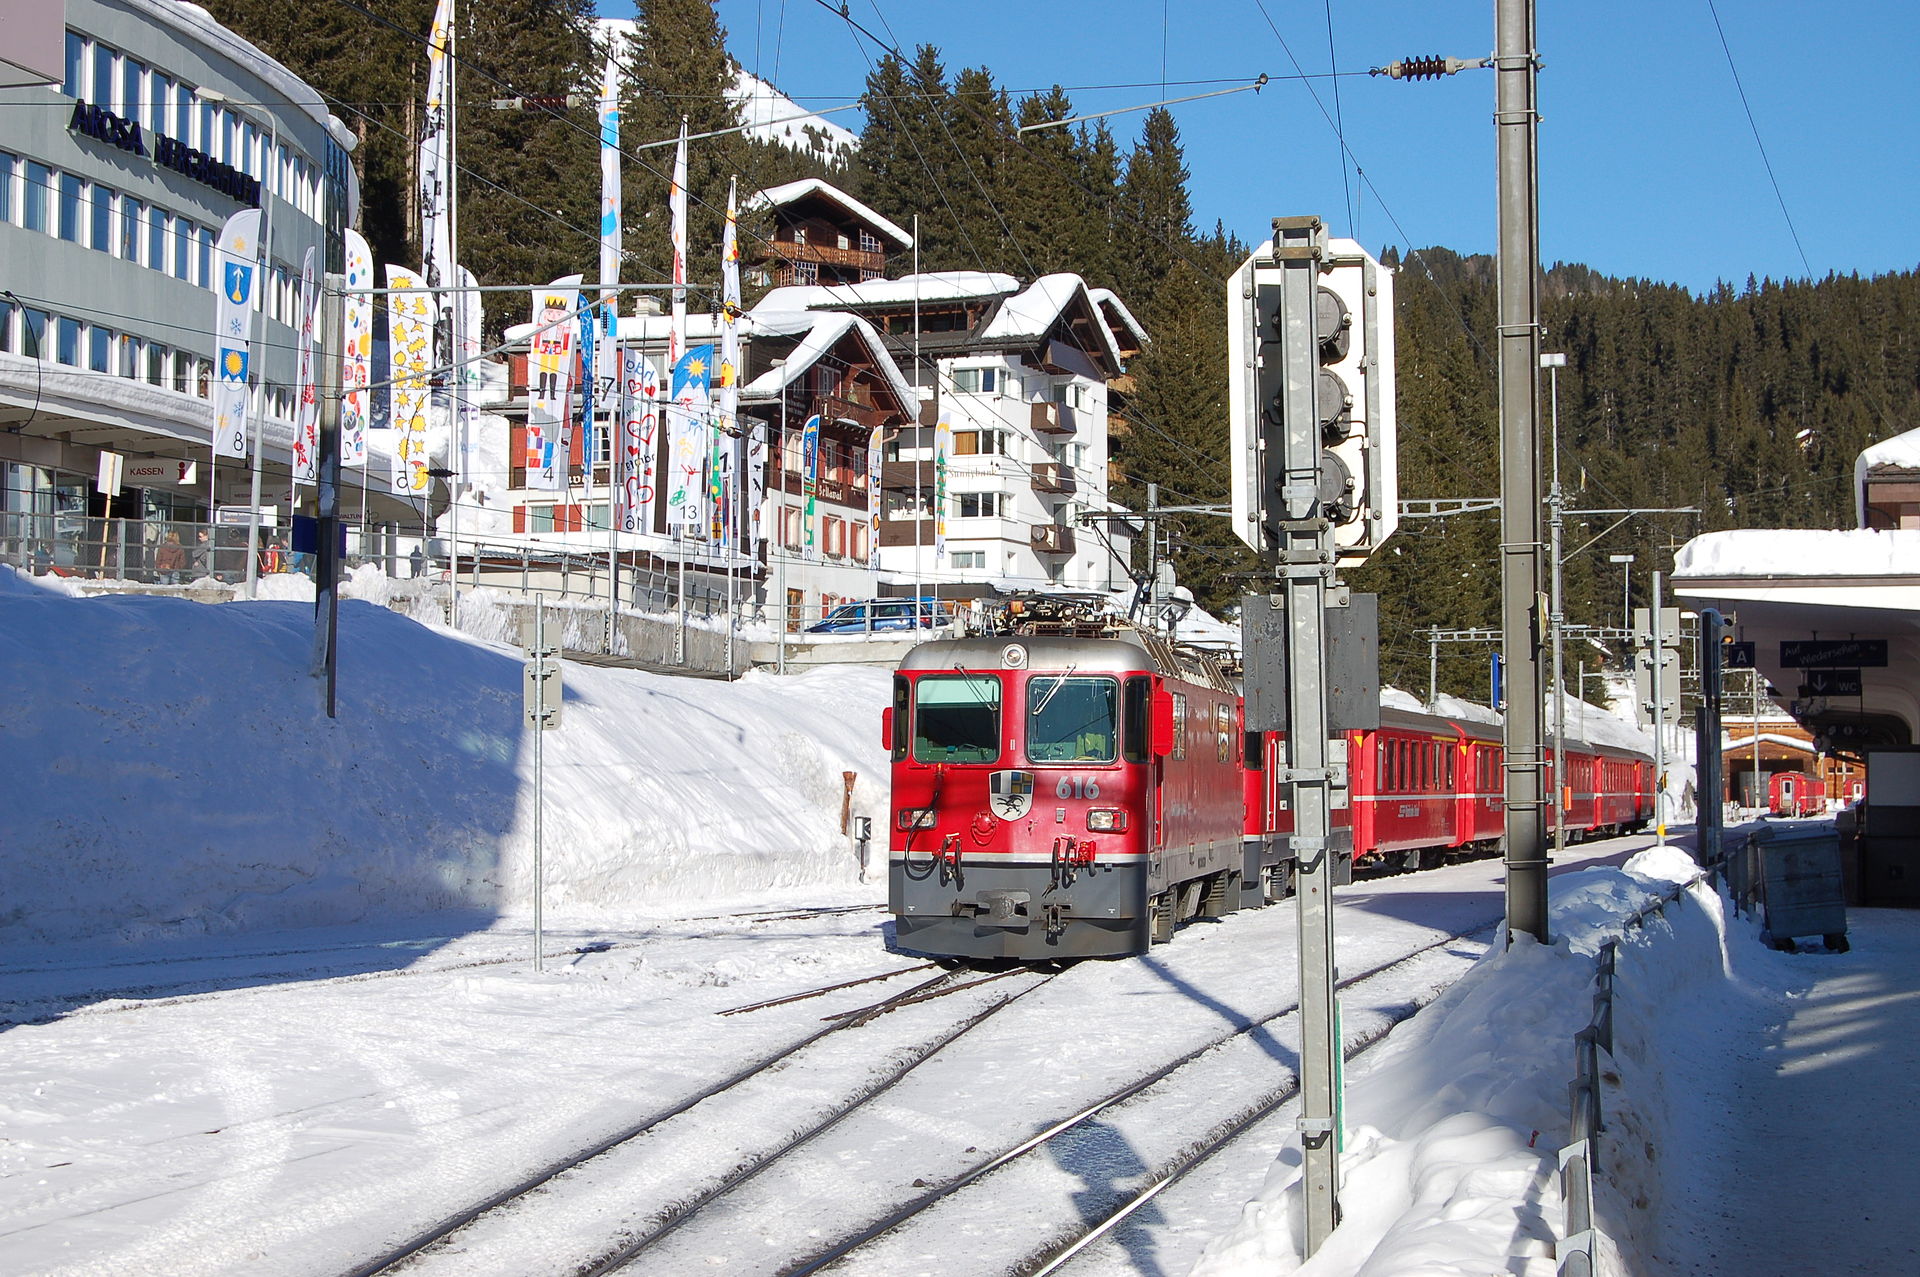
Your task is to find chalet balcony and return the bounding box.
[1030,524,1076,555]
[1031,401,1076,434]
[1030,462,1076,496]
[769,240,887,274]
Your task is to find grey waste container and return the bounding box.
[1748,824,1848,952]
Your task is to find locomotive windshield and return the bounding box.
[912,675,1002,763]
[1026,676,1119,764]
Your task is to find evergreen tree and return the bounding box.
[620,0,747,304]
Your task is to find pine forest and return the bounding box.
[202,0,1920,700]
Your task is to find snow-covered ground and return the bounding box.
[4,564,1914,1276]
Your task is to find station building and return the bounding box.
[0,0,400,575]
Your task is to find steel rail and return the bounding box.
[579,972,1058,1275]
[778,922,1499,1276]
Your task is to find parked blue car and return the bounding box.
[804,597,952,634]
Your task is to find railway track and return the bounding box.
[343,964,1053,1277]
[764,922,1492,1276]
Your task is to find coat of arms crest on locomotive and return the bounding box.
[988,770,1035,821]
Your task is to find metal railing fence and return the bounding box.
[1557,871,1708,1276]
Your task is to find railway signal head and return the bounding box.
[1228,233,1397,564]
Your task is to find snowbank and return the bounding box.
[1674,527,1920,578]
[1192,845,1708,1276]
[0,565,890,950]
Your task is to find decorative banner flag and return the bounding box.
[386,265,435,496]
[868,423,885,583]
[457,264,483,478]
[934,416,951,562]
[598,50,622,295]
[419,0,453,302]
[211,207,261,460]
[617,347,659,533]
[341,229,373,467]
[713,176,741,548]
[525,276,581,491]
[666,343,712,532]
[746,421,767,553]
[668,119,687,372]
[577,304,597,488]
[802,412,821,558]
[291,245,320,486]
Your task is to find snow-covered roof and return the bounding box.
[978,274,1123,368]
[1087,287,1150,350]
[738,312,916,413]
[747,179,914,249]
[1674,528,1920,579]
[1854,426,1920,525]
[755,272,1020,314]
[169,3,355,149]
[501,308,914,417]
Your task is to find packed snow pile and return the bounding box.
[1192,844,1713,1276]
[0,565,890,950]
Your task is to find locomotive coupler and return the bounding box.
[936,833,963,886]
[1050,836,1097,888]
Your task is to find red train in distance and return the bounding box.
[886,603,1654,961]
[1768,770,1826,817]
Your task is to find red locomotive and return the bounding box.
[887,604,1654,961]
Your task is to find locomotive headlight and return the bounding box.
[897,808,938,830]
[1086,808,1128,832]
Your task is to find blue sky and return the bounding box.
[601,1,1918,293]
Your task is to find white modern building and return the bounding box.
[756,269,1145,597]
[0,0,404,576]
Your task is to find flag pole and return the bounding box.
[446,0,461,627]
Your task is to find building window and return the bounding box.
[116,333,138,378]
[145,206,165,271]
[174,217,191,279]
[90,183,112,251]
[779,504,803,550]
[120,57,144,124]
[853,523,870,564]
[21,308,48,358]
[23,161,50,233]
[198,226,214,287]
[119,195,141,259]
[858,230,881,255]
[88,325,110,373]
[951,550,985,569]
[526,504,554,532]
[956,492,999,519]
[64,32,84,98]
[951,367,998,395]
[144,342,165,385]
[0,152,14,225]
[823,515,846,558]
[91,43,114,110]
[792,259,819,285]
[55,315,81,366]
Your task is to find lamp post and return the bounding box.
[1542,352,1567,857]
[198,88,276,601]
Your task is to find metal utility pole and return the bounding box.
[1696,608,1726,868]
[1496,0,1548,944]
[1652,570,1668,839]
[312,275,344,716]
[1271,218,1342,1251]
[1543,351,1566,858]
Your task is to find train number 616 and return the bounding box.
[1055,776,1101,800]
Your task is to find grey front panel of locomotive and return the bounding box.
[889,858,1151,959]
